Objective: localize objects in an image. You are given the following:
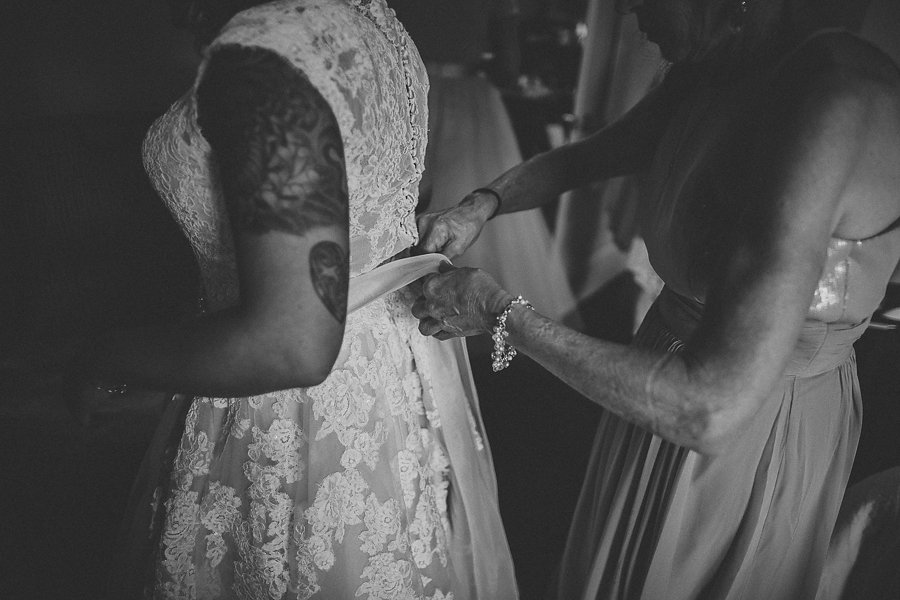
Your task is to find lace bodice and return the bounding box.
[143,0,428,311]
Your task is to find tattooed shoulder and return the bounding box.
[197,45,349,235]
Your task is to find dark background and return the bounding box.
[1,1,898,599]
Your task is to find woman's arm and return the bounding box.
[417,43,899,454]
[482,85,675,213]
[86,46,350,397]
[416,74,685,257]
[511,57,897,453]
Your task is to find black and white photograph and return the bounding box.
[2,0,899,598]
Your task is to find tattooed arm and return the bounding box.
[82,46,350,397]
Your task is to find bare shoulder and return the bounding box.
[771,31,900,117]
[196,44,348,236]
[764,31,900,237]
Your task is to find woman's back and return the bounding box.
[640,30,900,327]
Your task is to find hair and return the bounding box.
[677,0,799,80]
[167,0,270,47]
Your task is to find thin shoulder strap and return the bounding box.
[839,213,900,244]
[776,27,900,245]
[865,212,900,241]
[772,27,849,73]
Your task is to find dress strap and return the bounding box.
[771,27,850,74]
[833,213,900,244]
[867,212,900,239]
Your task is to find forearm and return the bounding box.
[482,141,606,214]
[89,309,335,397]
[502,306,722,453]
[484,97,672,217]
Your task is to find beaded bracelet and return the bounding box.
[491,295,534,372]
[472,187,503,220]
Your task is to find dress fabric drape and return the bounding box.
[814,6,900,598]
[111,2,518,598]
[554,287,864,599]
[552,27,900,599]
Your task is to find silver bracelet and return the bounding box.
[491,295,533,372]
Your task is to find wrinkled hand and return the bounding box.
[411,262,514,340]
[415,190,498,259]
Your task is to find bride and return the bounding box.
[73,0,517,598]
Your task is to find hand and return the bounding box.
[415,190,499,259]
[411,262,514,340]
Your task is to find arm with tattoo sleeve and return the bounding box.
[84,46,350,396]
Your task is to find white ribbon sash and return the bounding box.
[348,253,519,599]
[348,252,451,313]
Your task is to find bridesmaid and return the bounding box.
[413,0,900,597]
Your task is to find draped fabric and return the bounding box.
[814,5,900,597]
[552,25,900,600]
[554,288,865,599]
[119,2,518,598]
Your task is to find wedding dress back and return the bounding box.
[132,1,517,598]
[144,0,427,312]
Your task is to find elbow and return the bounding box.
[259,328,342,390]
[278,341,341,388]
[283,364,332,389]
[660,353,767,456]
[681,393,762,457]
[686,421,732,457]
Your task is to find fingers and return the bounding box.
[420,271,447,298]
[414,212,434,232]
[415,314,465,340]
[417,317,444,337]
[417,220,451,254]
[412,265,473,338]
[442,236,474,260]
[410,295,429,320]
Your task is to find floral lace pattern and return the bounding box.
[141,2,457,598]
[143,0,428,311]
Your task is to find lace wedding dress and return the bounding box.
[119,1,518,598]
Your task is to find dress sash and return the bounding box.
[348,253,450,312]
[655,286,868,378]
[110,253,518,599]
[350,253,518,599]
